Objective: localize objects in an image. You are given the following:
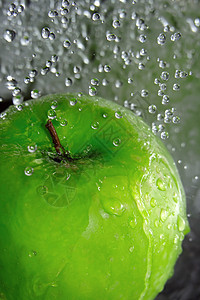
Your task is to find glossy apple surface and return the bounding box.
[0,93,189,300]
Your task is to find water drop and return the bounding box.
[60,119,68,126]
[3,29,16,42]
[28,250,37,258]
[156,178,167,191]
[150,197,157,208]
[63,40,71,48]
[171,32,181,41]
[13,95,23,106]
[104,65,111,72]
[148,105,157,114]
[24,167,34,176]
[157,33,166,45]
[51,100,58,109]
[160,209,168,222]
[162,95,170,105]
[115,111,123,119]
[161,131,169,139]
[113,138,121,147]
[106,33,116,42]
[29,70,38,78]
[129,218,137,228]
[48,10,58,18]
[89,86,97,96]
[90,78,99,86]
[28,144,37,153]
[70,98,77,106]
[161,71,170,81]
[141,90,148,97]
[47,109,56,119]
[113,19,121,28]
[41,67,50,76]
[41,27,50,39]
[65,77,73,87]
[172,116,181,124]
[139,34,147,43]
[102,198,125,216]
[91,122,99,130]
[173,83,180,91]
[92,13,100,21]
[31,89,41,99]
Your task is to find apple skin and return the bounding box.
[0,93,189,300]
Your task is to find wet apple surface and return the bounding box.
[0,93,189,300]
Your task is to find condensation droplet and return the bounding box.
[47,109,56,119]
[161,72,170,81]
[160,209,168,222]
[65,77,73,87]
[148,105,157,114]
[92,13,100,21]
[41,27,50,39]
[156,178,167,191]
[102,198,125,216]
[31,89,41,99]
[3,29,16,42]
[91,122,99,130]
[63,40,71,48]
[113,138,121,147]
[89,86,97,96]
[115,111,123,119]
[129,217,137,228]
[24,167,34,176]
[150,197,157,208]
[28,144,37,153]
[70,98,77,106]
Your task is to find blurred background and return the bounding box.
[0,0,199,299]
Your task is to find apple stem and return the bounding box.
[45,119,73,161]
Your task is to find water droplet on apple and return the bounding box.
[115,111,123,119]
[70,98,77,106]
[51,100,58,109]
[102,113,108,118]
[91,122,99,130]
[28,250,37,257]
[47,109,56,119]
[129,218,137,229]
[129,246,134,253]
[173,192,178,203]
[113,138,121,147]
[150,197,157,208]
[177,215,186,232]
[59,119,68,126]
[28,144,37,153]
[24,166,34,176]
[160,209,168,222]
[31,89,41,99]
[156,177,166,191]
[102,198,125,216]
[37,186,48,195]
[173,234,179,244]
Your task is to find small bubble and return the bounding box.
[92,13,100,21]
[3,29,16,42]
[47,109,56,119]
[63,40,71,48]
[24,167,34,176]
[115,111,123,119]
[28,144,37,153]
[148,105,157,114]
[91,122,99,130]
[161,72,170,81]
[113,138,121,147]
[41,27,50,39]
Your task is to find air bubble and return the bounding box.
[24,167,34,176]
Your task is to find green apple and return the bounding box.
[0,93,189,300]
